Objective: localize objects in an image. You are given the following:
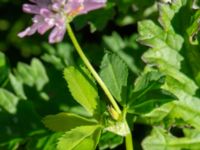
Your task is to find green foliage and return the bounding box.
[0,88,19,113]
[15,58,49,91]
[99,131,123,150]
[1,0,200,149]
[100,53,128,103]
[43,112,97,132]
[42,43,75,70]
[142,127,200,150]
[57,125,101,150]
[187,10,200,45]
[127,70,174,114]
[0,52,9,86]
[64,66,101,116]
[103,32,140,74]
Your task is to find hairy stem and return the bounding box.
[125,133,134,150]
[66,23,121,115]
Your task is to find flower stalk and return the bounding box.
[125,133,134,150]
[66,23,122,116]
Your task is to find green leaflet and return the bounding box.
[100,53,128,104]
[137,3,198,97]
[15,58,49,91]
[128,70,174,114]
[31,59,49,91]
[42,43,75,70]
[0,52,9,86]
[187,10,200,45]
[0,88,19,114]
[103,32,140,74]
[138,20,184,69]
[105,120,130,137]
[64,66,100,116]
[158,0,187,31]
[133,70,164,92]
[26,132,62,150]
[142,127,200,150]
[43,112,97,132]
[9,73,26,100]
[140,93,200,130]
[99,131,123,150]
[15,62,35,87]
[57,125,101,150]
[161,71,198,97]
[0,52,5,67]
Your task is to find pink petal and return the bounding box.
[49,25,66,43]
[18,23,38,37]
[23,4,40,14]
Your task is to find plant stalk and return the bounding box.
[125,133,134,150]
[66,23,121,115]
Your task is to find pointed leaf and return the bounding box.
[64,66,100,116]
[187,10,200,45]
[0,88,19,114]
[57,125,101,150]
[103,32,140,74]
[9,73,26,100]
[16,62,35,87]
[31,58,49,91]
[100,53,128,103]
[15,58,48,91]
[43,112,97,132]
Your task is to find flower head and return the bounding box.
[18,0,106,43]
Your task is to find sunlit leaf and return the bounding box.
[64,66,100,116]
[57,125,101,150]
[142,127,200,150]
[0,88,19,114]
[31,58,49,91]
[9,73,26,100]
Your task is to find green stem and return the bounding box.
[125,133,134,150]
[66,23,121,115]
